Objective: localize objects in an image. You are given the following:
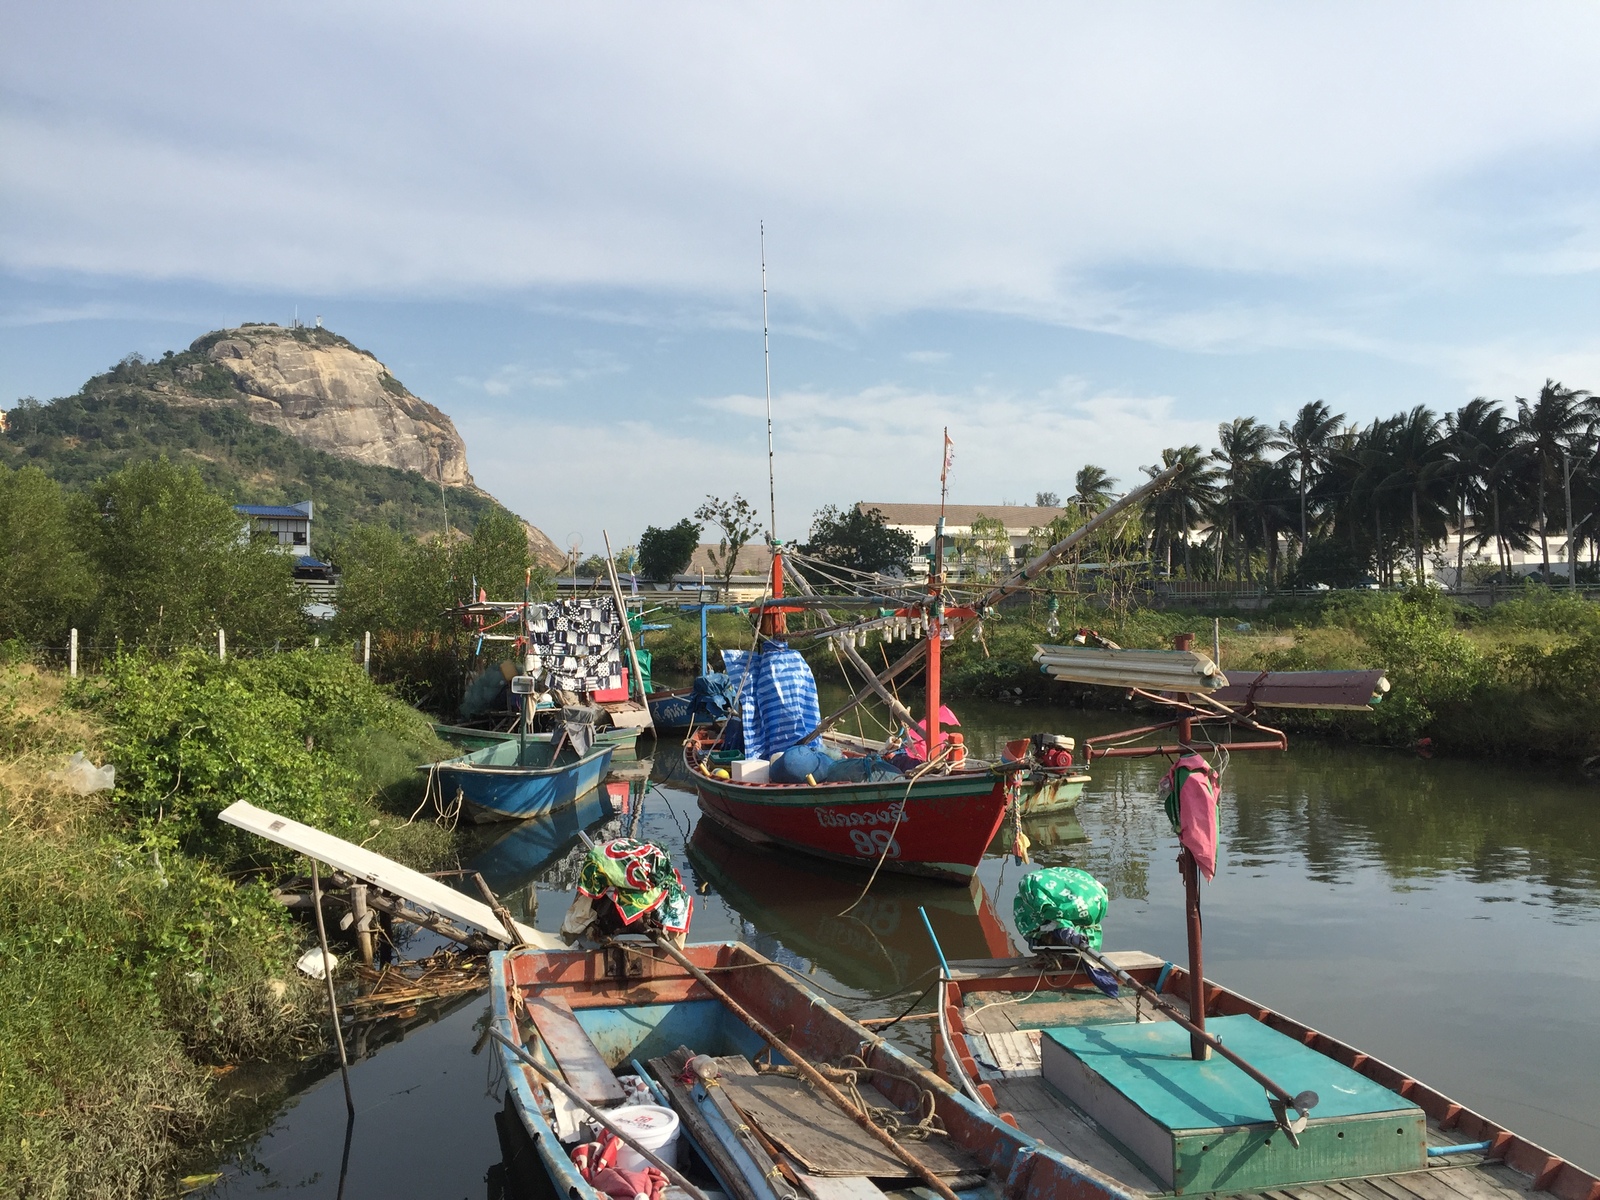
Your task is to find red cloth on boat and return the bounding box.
[1161,752,1220,881]
[571,1133,666,1200]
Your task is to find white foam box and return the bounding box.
[731,758,770,783]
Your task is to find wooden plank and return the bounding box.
[524,994,626,1106]
[1102,950,1168,971]
[987,1077,1162,1193]
[796,1176,884,1200]
[219,800,558,948]
[986,1030,1042,1076]
[648,1051,766,1200]
[718,1074,982,1180]
[1426,1168,1531,1200]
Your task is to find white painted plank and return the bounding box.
[987,1030,1043,1076]
[798,1174,885,1200]
[219,799,560,949]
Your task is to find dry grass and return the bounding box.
[0,665,109,837]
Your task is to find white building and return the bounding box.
[235,501,313,553]
[858,502,1067,577]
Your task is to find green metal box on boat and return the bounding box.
[1040,1015,1427,1194]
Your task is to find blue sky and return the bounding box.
[6,3,1600,546]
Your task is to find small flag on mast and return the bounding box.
[941,428,955,483]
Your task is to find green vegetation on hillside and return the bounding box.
[2,387,503,542]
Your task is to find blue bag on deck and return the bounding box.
[823,755,904,783]
[769,744,839,783]
[689,672,738,722]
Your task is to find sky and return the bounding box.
[6,3,1600,547]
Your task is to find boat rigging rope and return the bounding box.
[759,1055,949,1142]
[836,745,954,918]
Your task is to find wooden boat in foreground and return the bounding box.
[933,951,1598,1200]
[490,941,1598,1200]
[425,736,615,823]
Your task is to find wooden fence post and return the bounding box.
[363,631,371,675]
[218,629,227,661]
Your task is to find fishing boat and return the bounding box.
[488,940,1599,1200]
[687,726,1011,882]
[426,735,615,823]
[929,947,1599,1200]
[434,720,646,760]
[647,603,743,732]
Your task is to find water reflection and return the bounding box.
[686,821,1013,991]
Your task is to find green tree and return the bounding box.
[81,459,303,649]
[799,504,918,577]
[1070,465,1117,515]
[1034,491,1061,508]
[1271,399,1344,550]
[694,494,762,589]
[455,508,538,600]
[1142,447,1220,576]
[0,465,94,643]
[638,518,702,582]
[958,513,1013,582]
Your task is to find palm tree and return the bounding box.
[1379,405,1451,578]
[1513,380,1591,579]
[1070,465,1117,516]
[1443,399,1513,585]
[1142,447,1220,577]
[1237,458,1297,585]
[1213,418,1272,580]
[1271,400,1344,550]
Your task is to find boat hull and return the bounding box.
[433,742,616,823]
[1017,770,1090,814]
[687,743,1010,883]
[433,722,643,759]
[646,688,694,730]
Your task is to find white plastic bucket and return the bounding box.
[609,1104,680,1173]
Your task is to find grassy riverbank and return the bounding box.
[641,588,1600,762]
[0,651,453,1199]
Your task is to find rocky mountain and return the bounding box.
[174,324,473,487]
[8,322,563,563]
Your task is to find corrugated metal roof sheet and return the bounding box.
[234,503,312,518]
[857,502,1068,528]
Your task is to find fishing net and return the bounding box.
[1013,867,1109,949]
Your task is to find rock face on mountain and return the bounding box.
[179,324,474,488]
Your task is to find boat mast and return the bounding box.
[926,428,952,757]
[759,223,786,639]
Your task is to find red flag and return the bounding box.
[941,428,955,483]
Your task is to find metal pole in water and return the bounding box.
[1173,632,1209,1061]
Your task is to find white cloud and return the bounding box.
[7,2,1600,326]
[460,377,1214,545]
[459,353,627,397]
[904,350,950,365]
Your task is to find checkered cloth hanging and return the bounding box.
[527,598,624,693]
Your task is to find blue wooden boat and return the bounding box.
[425,736,615,824]
[489,943,1600,1200]
[433,720,645,760]
[646,602,740,732]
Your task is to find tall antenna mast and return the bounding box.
[761,222,776,542]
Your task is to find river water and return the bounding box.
[202,698,1600,1197]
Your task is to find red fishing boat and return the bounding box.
[686,726,1011,882]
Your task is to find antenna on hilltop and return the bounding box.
[761,222,776,543]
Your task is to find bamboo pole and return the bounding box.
[650,937,961,1200]
[603,530,653,727]
[311,862,356,1117]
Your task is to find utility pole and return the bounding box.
[1563,448,1576,593]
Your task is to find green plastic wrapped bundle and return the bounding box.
[1014,867,1109,949]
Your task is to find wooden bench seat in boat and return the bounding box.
[523,993,626,1107]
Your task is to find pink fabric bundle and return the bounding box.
[1162,752,1221,881]
[571,1133,666,1200]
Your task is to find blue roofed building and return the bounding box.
[233,501,338,606]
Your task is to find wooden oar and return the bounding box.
[489,1028,710,1200]
[649,936,962,1200]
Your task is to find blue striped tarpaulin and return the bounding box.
[722,646,821,761]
